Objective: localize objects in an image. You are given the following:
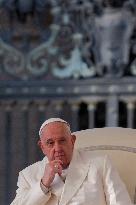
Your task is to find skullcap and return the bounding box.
[39,118,70,137]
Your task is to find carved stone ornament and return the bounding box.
[0,0,136,79]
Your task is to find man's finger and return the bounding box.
[54,160,63,165]
[53,162,62,174]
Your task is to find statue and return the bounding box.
[92,2,134,77]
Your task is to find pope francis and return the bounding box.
[10,118,133,205]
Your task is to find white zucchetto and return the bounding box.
[39,118,70,137]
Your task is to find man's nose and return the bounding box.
[54,142,61,151]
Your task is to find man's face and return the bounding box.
[39,122,76,169]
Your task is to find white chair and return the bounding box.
[73,127,136,203]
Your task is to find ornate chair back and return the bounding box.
[73,127,136,203]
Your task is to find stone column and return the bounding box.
[27,101,39,164]
[38,102,47,125]
[0,102,8,205]
[54,102,62,118]
[10,101,29,202]
[4,102,12,205]
[106,95,119,127]
[126,102,135,128]
[87,103,96,129]
[37,102,47,158]
[21,101,29,166]
[71,102,79,132]
[45,101,56,119]
[60,101,72,124]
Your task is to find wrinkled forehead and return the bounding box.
[40,121,71,138]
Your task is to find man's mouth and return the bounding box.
[55,154,65,158]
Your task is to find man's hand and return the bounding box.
[41,160,63,188]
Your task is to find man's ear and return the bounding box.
[37,139,47,156]
[37,139,43,151]
[71,134,76,145]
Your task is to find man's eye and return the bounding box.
[46,141,54,146]
[49,142,53,144]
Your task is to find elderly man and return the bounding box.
[11,118,132,205]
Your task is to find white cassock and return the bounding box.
[10,149,133,205]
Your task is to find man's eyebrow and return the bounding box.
[45,138,53,142]
[59,136,67,139]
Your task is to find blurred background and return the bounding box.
[0,0,136,204]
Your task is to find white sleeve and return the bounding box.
[10,171,51,205]
[103,155,133,205]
